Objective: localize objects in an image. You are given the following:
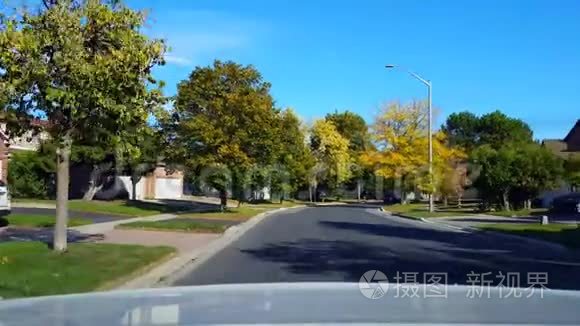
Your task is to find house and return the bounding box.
[0,120,184,200]
[540,119,580,206]
[0,119,51,182]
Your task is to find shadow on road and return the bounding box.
[242,220,580,290]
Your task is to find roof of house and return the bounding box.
[542,139,568,158]
[564,119,580,142]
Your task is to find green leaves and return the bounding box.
[442,110,534,152]
[1,0,165,141]
[472,143,563,209]
[166,60,279,170]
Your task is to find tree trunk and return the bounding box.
[525,199,532,210]
[443,196,448,207]
[53,136,71,252]
[219,189,227,211]
[457,195,462,209]
[357,179,361,201]
[308,185,313,202]
[131,174,140,201]
[502,191,511,211]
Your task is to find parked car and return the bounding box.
[383,192,401,205]
[0,180,10,217]
[551,193,580,214]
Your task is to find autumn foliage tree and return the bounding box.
[310,119,352,198]
[361,101,465,203]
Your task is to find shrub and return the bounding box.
[7,151,55,199]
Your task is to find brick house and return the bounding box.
[0,120,183,199]
[540,119,580,205]
[0,119,51,183]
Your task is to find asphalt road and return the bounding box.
[175,206,580,290]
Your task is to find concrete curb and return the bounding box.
[118,205,306,289]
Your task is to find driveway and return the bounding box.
[174,205,580,290]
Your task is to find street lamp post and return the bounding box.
[385,65,434,213]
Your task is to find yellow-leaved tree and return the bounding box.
[361,101,466,203]
[310,120,352,195]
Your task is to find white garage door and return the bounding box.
[155,178,183,199]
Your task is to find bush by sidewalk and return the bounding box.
[0,242,175,298]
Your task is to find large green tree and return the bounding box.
[511,144,563,209]
[164,60,281,206]
[442,110,533,152]
[0,0,165,251]
[270,109,314,202]
[471,143,562,210]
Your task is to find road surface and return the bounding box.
[175,206,580,290]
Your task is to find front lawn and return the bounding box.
[477,223,580,249]
[12,198,56,204]
[487,208,548,217]
[117,219,227,233]
[68,200,177,217]
[13,198,182,217]
[0,242,175,298]
[386,203,476,218]
[1,214,92,227]
[181,207,263,221]
[247,200,305,209]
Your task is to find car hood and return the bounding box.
[1,283,579,325]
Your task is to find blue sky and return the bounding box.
[19,0,580,139]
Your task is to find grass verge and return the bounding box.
[386,203,476,218]
[180,206,263,221]
[247,200,304,209]
[67,200,178,217]
[117,219,227,233]
[477,223,580,249]
[0,242,175,298]
[1,214,92,228]
[487,208,548,217]
[12,198,56,204]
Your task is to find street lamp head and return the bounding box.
[385,64,396,69]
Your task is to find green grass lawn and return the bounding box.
[13,199,181,217]
[180,206,263,221]
[2,214,92,227]
[117,219,227,233]
[477,223,580,249]
[487,208,548,217]
[12,198,56,204]
[247,200,305,209]
[67,200,179,217]
[385,203,477,218]
[0,242,175,298]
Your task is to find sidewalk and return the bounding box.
[117,206,303,289]
[70,213,178,233]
